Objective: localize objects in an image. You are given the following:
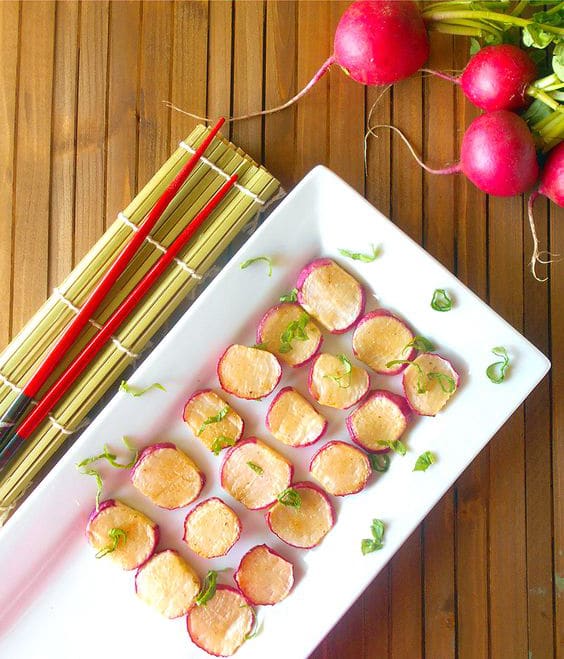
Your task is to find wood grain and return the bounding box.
[1,2,561,657]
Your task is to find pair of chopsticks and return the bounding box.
[0,117,233,473]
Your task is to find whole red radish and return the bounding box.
[527,142,564,281]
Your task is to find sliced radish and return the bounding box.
[346,390,411,453]
[183,389,244,453]
[297,258,365,333]
[135,549,200,619]
[221,438,293,510]
[86,499,159,570]
[309,441,371,496]
[234,544,294,606]
[266,386,327,448]
[183,497,241,559]
[403,353,460,417]
[131,443,205,509]
[217,344,282,400]
[266,482,335,549]
[308,353,369,409]
[352,309,416,374]
[187,585,254,657]
[256,302,322,367]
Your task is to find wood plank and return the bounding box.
[453,39,490,659]
[105,0,141,224]
[170,0,208,146]
[0,1,20,347]
[137,0,173,188]
[231,0,265,163]
[11,1,55,335]
[206,0,232,123]
[422,31,456,659]
[264,0,298,189]
[488,194,528,658]
[74,0,109,261]
[49,0,79,285]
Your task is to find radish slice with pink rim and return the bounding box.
[183,389,244,452]
[402,353,460,417]
[266,386,327,447]
[309,441,371,496]
[308,353,370,410]
[234,544,294,606]
[183,497,241,559]
[217,344,282,400]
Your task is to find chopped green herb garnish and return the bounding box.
[413,451,436,472]
[196,570,219,606]
[279,288,298,303]
[324,354,353,388]
[78,467,103,510]
[430,289,453,312]
[244,614,263,641]
[279,312,310,353]
[277,487,301,509]
[77,436,138,471]
[198,406,230,436]
[403,335,435,354]
[361,518,385,555]
[95,527,127,559]
[376,439,407,456]
[119,381,166,397]
[427,371,457,394]
[368,453,390,473]
[210,435,236,456]
[247,461,263,475]
[240,256,273,277]
[386,359,426,393]
[252,342,268,351]
[339,244,382,263]
[486,346,510,384]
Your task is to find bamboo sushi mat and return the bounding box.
[0,124,282,523]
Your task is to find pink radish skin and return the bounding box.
[527,142,564,281]
[256,303,323,367]
[266,386,327,448]
[309,441,371,496]
[187,585,255,657]
[297,259,366,334]
[352,309,416,375]
[217,344,282,400]
[374,110,539,197]
[234,544,295,606]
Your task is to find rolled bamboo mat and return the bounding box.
[0,124,281,522]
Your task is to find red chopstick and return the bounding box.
[0,173,237,467]
[0,118,225,442]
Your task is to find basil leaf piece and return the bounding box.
[247,461,263,475]
[427,371,457,394]
[361,538,383,555]
[403,335,435,354]
[486,346,510,384]
[376,439,407,456]
[361,518,385,555]
[277,487,302,509]
[120,381,166,397]
[95,528,127,559]
[279,288,298,303]
[210,435,236,456]
[430,288,453,312]
[198,406,230,436]
[368,453,390,473]
[338,244,382,263]
[324,354,353,388]
[240,256,273,277]
[196,570,219,606]
[413,451,436,472]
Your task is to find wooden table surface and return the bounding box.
[0,1,562,657]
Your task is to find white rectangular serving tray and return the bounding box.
[0,166,550,659]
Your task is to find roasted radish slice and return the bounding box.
[217,344,282,400]
[234,544,294,606]
[86,499,159,570]
[346,390,411,453]
[183,497,241,559]
[296,258,365,333]
[221,438,293,510]
[352,310,416,374]
[256,303,322,366]
[266,482,335,549]
[403,353,460,417]
[309,441,371,496]
[183,389,244,453]
[135,550,200,618]
[266,387,327,447]
[187,585,254,657]
[308,353,369,409]
[131,443,204,509]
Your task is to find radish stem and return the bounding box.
[423,9,564,36]
[526,86,564,112]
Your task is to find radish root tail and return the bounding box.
[165,55,337,125]
[420,68,461,84]
[527,191,562,282]
[366,124,461,176]
[363,85,393,177]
